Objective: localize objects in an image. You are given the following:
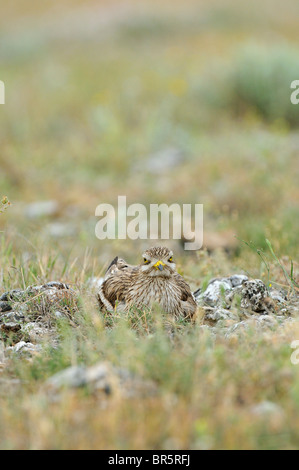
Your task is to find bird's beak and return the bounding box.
[153,260,165,271]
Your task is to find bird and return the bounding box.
[97,246,197,319]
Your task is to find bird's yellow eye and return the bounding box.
[143,258,150,264]
[168,257,173,262]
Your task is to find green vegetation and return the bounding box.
[204,43,299,126]
[0,196,10,213]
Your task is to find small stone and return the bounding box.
[42,282,70,290]
[1,289,25,302]
[47,366,87,389]
[0,322,21,333]
[0,311,25,323]
[205,308,234,322]
[7,341,41,355]
[229,274,248,287]
[25,200,59,219]
[87,277,104,290]
[54,311,65,319]
[85,363,113,394]
[141,147,185,174]
[256,315,278,328]
[46,222,76,238]
[241,279,275,314]
[0,301,12,313]
[270,289,287,303]
[46,362,157,398]
[13,341,32,352]
[21,322,50,341]
[47,363,114,393]
[0,293,9,301]
[250,401,284,419]
[199,279,232,306]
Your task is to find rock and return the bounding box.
[24,200,59,219]
[141,147,185,174]
[241,279,275,314]
[0,322,21,333]
[204,307,237,323]
[194,274,248,306]
[84,363,114,393]
[0,301,12,313]
[0,311,25,323]
[47,365,88,389]
[250,401,284,419]
[197,279,232,307]
[12,341,34,353]
[0,281,79,352]
[54,311,65,319]
[256,315,280,327]
[21,322,51,342]
[46,362,157,398]
[87,277,104,291]
[1,281,76,320]
[198,277,276,314]
[6,341,41,355]
[269,289,287,304]
[280,299,299,316]
[0,289,25,302]
[224,314,291,338]
[46,363,118,396]
[0,322,23,344]
[42,282,70,290]
[194,274,293,329]
[0,341,5,365]
[45,222,76,238]
[114,366,157,398]
[229,274,248,287]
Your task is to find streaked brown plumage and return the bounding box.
[97,246,197,319]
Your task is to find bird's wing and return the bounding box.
[98,256,136,311]
[104,256,134,278]
[173,273,194,300]
[173,272,197,318]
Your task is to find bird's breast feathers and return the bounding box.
[127,274,183,313]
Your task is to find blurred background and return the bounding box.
[0,0,298,285]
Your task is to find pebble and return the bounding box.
[24,200,59,219]
[0,301,12,313]
[250,401,285,419]
[46,362,157,398]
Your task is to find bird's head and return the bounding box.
[140,246,176,277]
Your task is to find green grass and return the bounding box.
[200,42,299,126]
